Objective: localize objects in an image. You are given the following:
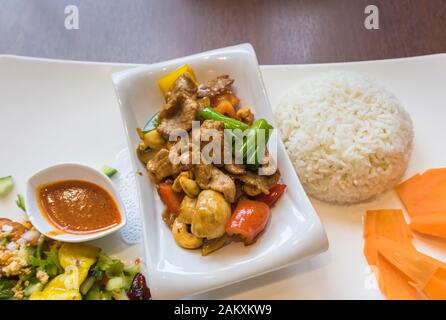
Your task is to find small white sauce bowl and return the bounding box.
[25,163,126,242]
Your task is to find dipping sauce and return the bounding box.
[37,180,121,234]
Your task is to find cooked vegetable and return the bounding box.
[226,200,270,245]
[172,218,203,249]
[141,112,160,134]
[243,119,273,166]
[127,273,151,300]
[139,130,165,151]
[214,100,236,118]
[254,183,287,207]
[212,92,240,109]
[201,234,228,256]
[159,183,183,215]
[102,165,118,178]
[200,107,249,131]
[15,193,25,212]
[200,108,273,166]
[157,64,197,96]
[191,190,231,240]
[0,176,13,197]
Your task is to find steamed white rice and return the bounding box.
[274,71,413,205]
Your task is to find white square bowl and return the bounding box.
[112,43,328,299]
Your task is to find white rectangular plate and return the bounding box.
[1,52,445,299]
[112,44,328,299]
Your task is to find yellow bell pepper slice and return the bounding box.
[58,243,99,284]
[157,64,197,96]
[29,243,99,300]
[28,288,81,300]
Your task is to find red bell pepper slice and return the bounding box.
[254,183,287,207]
[226,199,270,245]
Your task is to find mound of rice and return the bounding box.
[274,72,413,205]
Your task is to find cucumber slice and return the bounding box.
[142,112,160,133]
[101,165,118,178]
[15,193,26,212]
[85,284,113,300]
[84,284,101,300]
[105,276,128,291]
[80,275,96,296]
[0,176,13,197]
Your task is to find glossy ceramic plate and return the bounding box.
[112,44,328,299]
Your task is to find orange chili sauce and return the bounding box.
[37,180,121,234]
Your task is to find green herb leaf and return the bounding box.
[28,247,63,277]
[15,193,25,212]
[96,252,124,277]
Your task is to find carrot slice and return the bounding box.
[158,183,183,215]
[214,100,236,118]
[364,209,446,300]
[377,238,438,290]
[364,209,422,300]
[410,213,446,239]
[396,168,446,217]
[376,255,424,300]
[364,209,414,266]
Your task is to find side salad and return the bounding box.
[0,218,150,300]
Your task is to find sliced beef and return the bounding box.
[157,92,199,138]
[233,170,281,196]
[194,164,236,203]
[197,75,234,98]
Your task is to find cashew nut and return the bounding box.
[172,171,190,192]
[179,177,200,198]
[178,196,197,224]
[172,218,203,249]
